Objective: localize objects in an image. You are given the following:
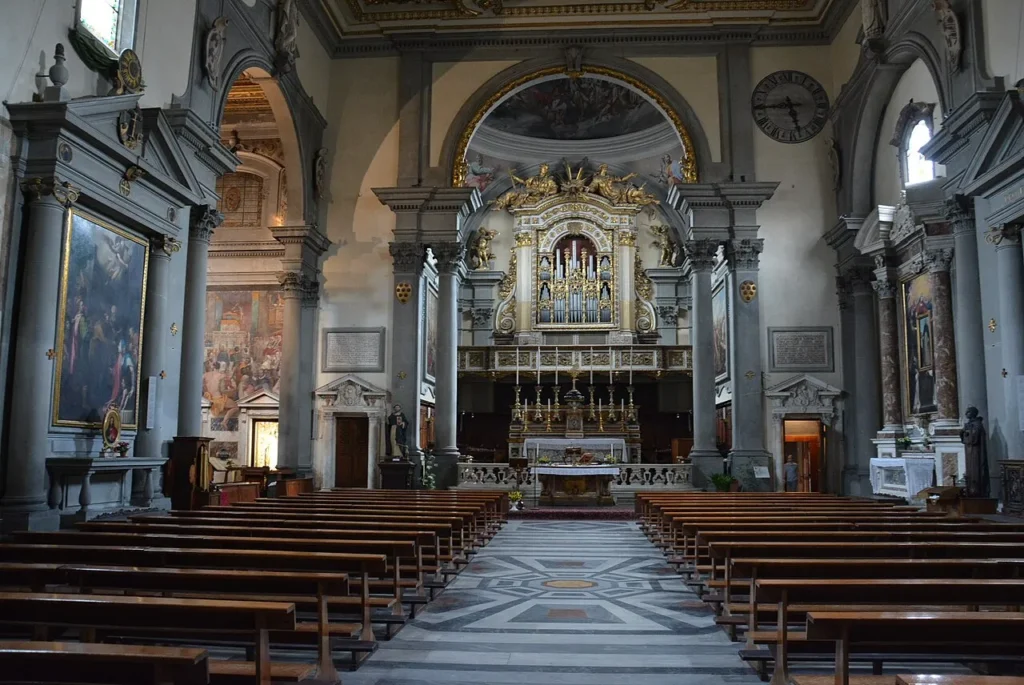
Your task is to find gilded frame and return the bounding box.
[899,274,937,417]
[52,208,150,429]
[101,407,122,448]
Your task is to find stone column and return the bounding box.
[844,269,881,494]
[0,178,78,532]
[134,235,180,458]
[432,242,465,488]
[683,239,721,486]
[926,247,959,424]
[987,224,1024,459]
[299,278,320,474]
[276,271,306,471]
[726,238,771,489]
[947,198,987,421]
[177,205,222,436]
[388,241,427,460]
[512,229,534,339]
[872,268,903,435]
[615,229,637,342]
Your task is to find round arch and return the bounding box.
[215,55,307,226]
[438,56,714,189]
[846,33,949,216]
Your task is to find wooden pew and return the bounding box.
[0,592,309,685]
[0,641,209,685]
[804,612,1024,685]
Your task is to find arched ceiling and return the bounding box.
[304,0,854,50]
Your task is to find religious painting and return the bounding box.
[463,152,502,193]
[54,210,149,428]
[901,273,937,416]
[484,76,664,140]
[204,289,284,432]
[712,283,729,381]
[424,286,438,381]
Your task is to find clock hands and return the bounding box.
[753,96,804,130]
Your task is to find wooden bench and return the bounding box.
[0,592,310,685]
[0,641,209,685]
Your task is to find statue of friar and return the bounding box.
[386,404,410,459]
[960,406,990,497]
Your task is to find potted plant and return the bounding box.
[115,441,130,458]
[509,490,524,511]
[710,473,736,492]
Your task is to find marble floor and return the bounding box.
[343,519,761,685]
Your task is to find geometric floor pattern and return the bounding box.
[342,520,762,685]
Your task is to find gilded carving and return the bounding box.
[494,164,559,209]
[514,231,534,247]
[117,105,143,150]
[650,225,680,267]
[470,227,497,270]
[395,282,413,304]
[21,177,80,207]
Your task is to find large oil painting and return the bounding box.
[902,274,937,416]
[712,284,729,380]
[484,77,664,140]
[204,289,284,432]
[54,210,149,427]
[425,286,438,381]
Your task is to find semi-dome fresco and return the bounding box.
[484,77,664,140]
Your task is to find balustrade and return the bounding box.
[456,462,693,493]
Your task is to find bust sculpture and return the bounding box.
[960,406,990,497]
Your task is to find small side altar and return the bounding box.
[869,455,936,501]
[532,465,620,507]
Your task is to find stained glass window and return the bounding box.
[78,0,137,54]
[216,173,265,228]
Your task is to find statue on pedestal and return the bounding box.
[960,406,990,497]
[387,404,409,459]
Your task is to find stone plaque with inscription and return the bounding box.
[322,327,385,373]
[768,327,834,372]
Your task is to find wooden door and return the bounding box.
[335,416,369,488]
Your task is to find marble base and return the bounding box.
[433,449,461,489]
[0,504,60,533]
[688,452,724,490]
[729,451,774,492]
[930,434,966,488]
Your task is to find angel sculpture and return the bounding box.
[587,164,637,203]
[650,225,679,267]
[621,183,658,208]
[470,228,497,271]
[493,164,559,210]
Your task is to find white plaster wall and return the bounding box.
[750,45,844,406]
[318,58,400,394]
[429,60,521,168]
[872,59,944,208]
[136,0,197,108]
[630,56,722,163]
[295,17,331,120]
[981,0,1024,84]
[829,5,863,99]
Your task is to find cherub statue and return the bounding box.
[587,163,637,203]
[470,228,497,271]
[650,225,679,267]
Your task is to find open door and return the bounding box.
[783,418,824,492]
[335,416,369,488]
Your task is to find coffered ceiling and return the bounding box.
[301,0,857,55]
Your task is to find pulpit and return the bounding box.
[379,459,415,489]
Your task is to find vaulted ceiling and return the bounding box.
[301,0,856,54]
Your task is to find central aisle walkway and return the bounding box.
[346,519,760,685]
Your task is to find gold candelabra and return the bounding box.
[545,406,553,432]
[607,385,617,422]
[534,385,544,423]
[598,407,605,432]
[588,385,597,421]
[626,385,637,424]
[513,385,523,423]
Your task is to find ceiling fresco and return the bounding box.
[483,77,664,141]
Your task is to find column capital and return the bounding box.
[389,241,425,274]
[433,241,466,274]
[302,277,321,307]
[726,238,763,271]
[944,195,975,236]
[150,234,182,259]
[189,205,223,245]
[925,247,954,273]
[872,278,898,299]
[278,270,308,299]
[682,239,719,272]
[21,177,79,206]
[985,223,1022,248]
[657,305,680,326]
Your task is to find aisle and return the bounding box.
[345,519,759,685]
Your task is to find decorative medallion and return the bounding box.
[751,70,830,144]
[739,280,757,303]
[167,207,177,222]
[204,16,229,90]
[46,348,56,360]
[119,165,146,197]
[117,105,143,150]
[745,371,756,380]
[57,142,73,163]
[111,49,144,95]
[170,323,179,336]
[397,371,408,380]
[395,282,412,304]
[989,318,997,333]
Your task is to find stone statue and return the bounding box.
[825,135,841,192]
[204,16,229,91]
[960,406,990,497]
[861,0,886,40]
[470,227,497,271]
[651,225,679,267]
[274,0,300,73]
[386,404,409,458]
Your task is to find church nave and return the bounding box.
[344,520,757,685]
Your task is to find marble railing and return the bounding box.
[456,462,693,491]
[457,345,693,374]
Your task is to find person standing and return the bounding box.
[784,456,799,492]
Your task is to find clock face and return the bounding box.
[751,70,830,144]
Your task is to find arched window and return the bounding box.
[905,119,935,186]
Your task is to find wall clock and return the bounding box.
[750,70,830,144]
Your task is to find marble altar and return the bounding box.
[532,465,621,506]
[869,455,936,501]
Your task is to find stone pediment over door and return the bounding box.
[314,375,390,490]
[960,91,1024,198]
[237,390,279,409]
[766,374,842,423]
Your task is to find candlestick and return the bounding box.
[627,385,636,424]
[629,345,633,385]
[589,346,594,384]
[545,402,552,433]
[607,387,616,422]
[515,346,520,385]
[621,398,625,421]
[537,346,541,384]
[588,385,597,421]
[598,409,605,432]
[555,346,559,385]
[513,385,522,422]
[534,385,544,422]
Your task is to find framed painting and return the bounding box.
[712,282,729,381]
[901,273,937,416]
[53,209,149,428]
[424,285,438,382]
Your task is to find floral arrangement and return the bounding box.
[115,441,130,456]
[710,473,736,492]
[508,491,523,502]
[895,437,913,450]
[537,456,552,464]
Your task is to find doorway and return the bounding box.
[251,419,279,469]
[335,416,369,488]
[783,419,825,492]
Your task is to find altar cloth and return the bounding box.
[532,466,621,476]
